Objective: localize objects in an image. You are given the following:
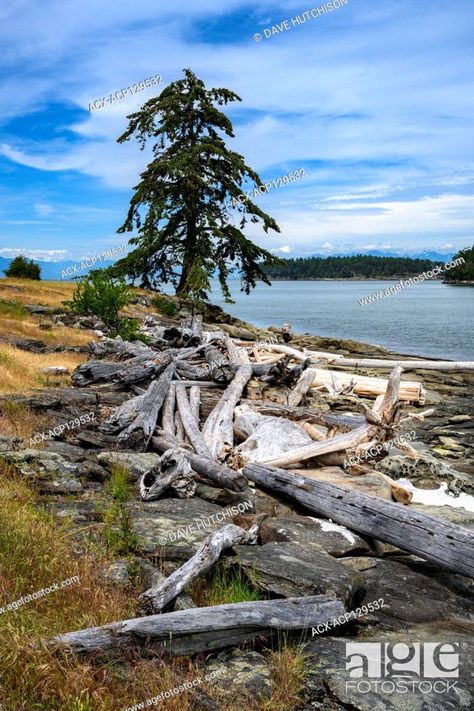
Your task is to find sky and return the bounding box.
[0,0,473,262]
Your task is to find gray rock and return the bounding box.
[2,450,83,493]
[0,434,23,452]
[259,515,372,557]
[377,453,474,495]
[359,559,472,628]
[97,451,161,480]
[229,541,363,604]
[205,650,272,700]
[130,498,229,560]
[103,560,130,586]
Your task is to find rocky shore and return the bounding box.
[0,296,473,710]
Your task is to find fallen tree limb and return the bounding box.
[202,364,253,459]
[138,523,258,614]
[175,384,212,457]
[152,436,248,491]
[326,357,474,371]
[50,595,345,656]
[288,368,316,408]
[239,400,366,432]
[139,448,196,500]
[243,463,474,578]
[310,368,425,404]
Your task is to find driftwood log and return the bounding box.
[138,523,258,614]
[204,344,235,383]
[139,448,196,500]
[202,364,253,459]
[152,436,248,492]
[175,385,212,457]
[51,595,345,656]
[244,463,474,578]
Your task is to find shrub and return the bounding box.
[102,465,138,555]
[5,256,41,280]
[151,294,178,317]
[63,271,141,340]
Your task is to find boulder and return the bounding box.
[229,541,363,604]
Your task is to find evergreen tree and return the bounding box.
[443,245,474,282]
[110,69,281,301]
[5,255,41,280]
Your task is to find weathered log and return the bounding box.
[204,344,235,383]
[310,368,425,404]
[161,385,176,436]
[89,337,157,361]
[139,448,195,500]
[175,385,212,457]
[202,364,253,459]
[152,436,248,491]
[224,336,250,366]
[71,360,124,387]
[138,523,258,614]
[288,368,316,408]
[114,352,173,386]
[100,363,175,449]
[50,595,345,656]
[234,404,312,463]
[259,366,402,467]
[239,399,366,432]
[244,462,474,578]
[326,357,474,371]
[189,386,201,424]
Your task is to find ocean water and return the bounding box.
[207,279,474,361]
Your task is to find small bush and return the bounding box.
[151,294,178,317]
[103,465,138,555]
[63,271,141,340]
[5,255,41,280]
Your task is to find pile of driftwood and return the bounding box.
[52,315,474,656]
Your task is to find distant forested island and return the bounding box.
[264,254,444,280]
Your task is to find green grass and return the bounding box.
[151,294,178,317]
[102,465,139,555]
[191,563,263,607]
[0,299,27,318]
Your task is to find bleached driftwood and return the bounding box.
[234,404,312,463]
[288,368,316,408]
[204,344,235,383]
[139,448,196,500]
[244,462,474,579]
[310,368,425,403]
[50,595,346,656]
[152,436,248,491]
[202,364,253,459]
[326,357,474,371]
[161,385,176,436]
[259,366,403,467]
[138,523,258,614]
[175,385,211,457]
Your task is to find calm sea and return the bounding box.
[208,280,474,361]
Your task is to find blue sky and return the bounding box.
[0,0,473,262]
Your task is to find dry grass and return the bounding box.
[0,278,78,308]
[0,465,308,711]
[0,400,53,442]
[0,344,86,395]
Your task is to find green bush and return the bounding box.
[151,294,178,317]
[5,256,41,280]
[103,465,138,555]
[63,271,141,340]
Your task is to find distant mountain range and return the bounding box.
[0,250,456,281]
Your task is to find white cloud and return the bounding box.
[0,248,67,260]
[34,202,54,216]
